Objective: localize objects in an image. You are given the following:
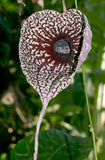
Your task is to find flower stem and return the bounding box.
[82,65,98,160]
[62,0,67,14]
[34,102,48,160]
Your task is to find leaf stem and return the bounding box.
[82,65,97,160]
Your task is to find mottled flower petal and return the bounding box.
[19,9,92,160]
[19,9,92,105]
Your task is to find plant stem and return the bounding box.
[75,0,78,9]
[62,0,67,14]
[34,102,48,160]
[74,0,98,159]
[82,65,98,160]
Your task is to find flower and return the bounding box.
[19,9,92,105]
[19,9,92,160]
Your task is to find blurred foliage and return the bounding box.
[0,0,105,160]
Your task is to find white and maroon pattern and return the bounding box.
[19,9,92,105]
[19,9,92,160]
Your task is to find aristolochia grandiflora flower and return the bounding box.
[19,9,92,160]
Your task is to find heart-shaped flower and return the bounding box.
[19,9,92,160]
[19,9,92,105]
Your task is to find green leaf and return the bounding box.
[10,129,93,160]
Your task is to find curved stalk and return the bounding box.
[34,102,48,160]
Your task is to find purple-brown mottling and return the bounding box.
[19,9,92,105]
[19,9,92,160]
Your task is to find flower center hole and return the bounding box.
[53,39,70,55]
